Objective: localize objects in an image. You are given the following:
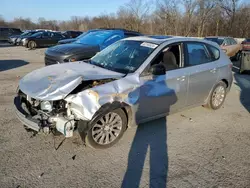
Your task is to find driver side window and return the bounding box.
[150,44,182,72]
[43,32,49,38]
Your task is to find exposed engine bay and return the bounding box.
[17,79,114,137]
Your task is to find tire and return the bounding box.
[206,81,227,110]
[85,108,127,149]
[28,40,37,49]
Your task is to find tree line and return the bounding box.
[1,0,250,38]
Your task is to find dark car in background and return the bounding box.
[242,39,250,51]
[45,29,142,66]
[58,29,102,44]
[0,27,22,41]
[9,30,40,45]
[21,31,66,49]
[58,32,87,44]
[62,31,83,38]
[16,31,41,45]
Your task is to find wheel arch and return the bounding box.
[77,101,133,143]
[204,79,228,105]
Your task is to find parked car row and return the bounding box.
[45,28,142,65]
[0,27,22,41]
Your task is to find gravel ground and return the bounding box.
[0,43,250,188]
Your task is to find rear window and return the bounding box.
[124,33,141,38]
[11,28,22,33]
[206,44,220,60]
[0,28,9,32]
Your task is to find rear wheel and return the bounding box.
[28,41,37,49]
[85,108,127,149]
[206,81,227,110]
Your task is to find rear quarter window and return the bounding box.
[206,44,220,60]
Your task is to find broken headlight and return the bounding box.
[40,101,52,112]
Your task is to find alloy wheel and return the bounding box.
[212,86,225,107]
[91,112,123,145]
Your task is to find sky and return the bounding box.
[1,0,131,22]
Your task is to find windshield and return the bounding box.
[205,38,224,45]
[90,40,157,74]
[76,32,87,39]
[31,32,43,37]
[75,31,114,45]
[20,31,30,36]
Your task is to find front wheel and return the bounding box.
[28,40,37,49]
[85,108,127,149]
[206,81,227,110]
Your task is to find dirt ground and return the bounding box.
[0,43,250,188]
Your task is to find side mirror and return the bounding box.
[149,64,166,75]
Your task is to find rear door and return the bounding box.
[52,33,65,45]
[41,32,52,46]
[184,42,219,106]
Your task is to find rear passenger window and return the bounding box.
[206,44,220,60]
[185,43,212,66]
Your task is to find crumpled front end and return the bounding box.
[14,90,76,137]
[14,62,132,137]
[65,73,141,121]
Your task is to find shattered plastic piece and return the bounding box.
[38,172,44,178]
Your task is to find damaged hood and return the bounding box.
[19,62,124,101]
[47,43,100,55]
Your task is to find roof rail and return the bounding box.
[98,27,141,33]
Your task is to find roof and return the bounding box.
[205,36,234,39]
[98,28,141,34]
[123,36,213,45]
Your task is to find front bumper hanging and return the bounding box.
[14,96,40,132]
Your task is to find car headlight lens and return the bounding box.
[40,101,52,112]
[64,57,77,62]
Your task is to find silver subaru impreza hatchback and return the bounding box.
[14,36,233,149]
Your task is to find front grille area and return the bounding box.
[45,54,59,66]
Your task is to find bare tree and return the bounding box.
[219,0,240,34]
[182,0,198,36]
[196,0,217,37]
[1,0,250,37]
[119,0,151,32]
[155,0,181,35]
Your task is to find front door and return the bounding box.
[135,43,188,122]
[136,68,188,122]
[184,42,219,106]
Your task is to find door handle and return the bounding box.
[210,68,217,73]
[177,76,186,81]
